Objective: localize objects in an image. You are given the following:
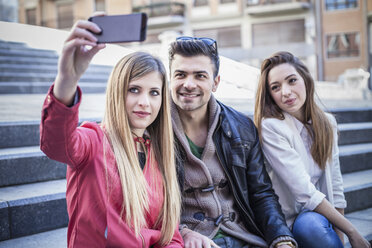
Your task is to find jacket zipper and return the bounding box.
[214,118,265,238]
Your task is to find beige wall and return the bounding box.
[105,0,131,15]
[74,0,94,21]
[368,0,372,11]
[43,0,57,28]
[18,0,25,24]
[18,0,133,28]
[322,0,366,81]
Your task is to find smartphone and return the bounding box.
[88,13,147,43]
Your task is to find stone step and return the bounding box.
[344,208,372,247]
[0,64,58,73]
[343,169,372,213]
[0,210,370,248]
[0,146,66,187]
[0,119,101,149]
[332,107,372,123]
[0,227,67,248]
[0,45,57,54]
[0,71,109,83]
[0,179,68,240]
[0,49,58,59]
[339,143,372,174]
[0,64,112,74]
[0,121,40,149]
[0,82,107,94]
[0,56,58,65]
[0,195,370,246]
[338,122,372,145]
[0,40,27,49]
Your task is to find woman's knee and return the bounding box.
[292,211,343,248]
[293,211,329,231]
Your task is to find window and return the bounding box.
[26,8,36,25]
[194,0,208,7]
[325,0,357,10]
[194,26,241,48]
[142,33,160,44]
[252,20,305,46]
[220,0,235,3]
[57,3,74,29]
[326,32,360,58]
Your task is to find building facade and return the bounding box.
[16,0,370,84]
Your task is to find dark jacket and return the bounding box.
[176,100,294,245]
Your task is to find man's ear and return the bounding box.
[212,75,220,92]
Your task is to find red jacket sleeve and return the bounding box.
[39,85,99,169]
[161,226,184,248]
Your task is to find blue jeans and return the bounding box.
[292,211,344,248]
[212,236,250,248]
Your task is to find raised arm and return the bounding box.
[54,19,105,105]
[40,17,105,167]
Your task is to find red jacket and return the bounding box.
[40,85,183,248]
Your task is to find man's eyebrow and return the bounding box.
[193,70,209,74]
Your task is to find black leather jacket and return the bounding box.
[176,101,293,245]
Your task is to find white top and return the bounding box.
[291,117,323,185]
[261,112,347,227]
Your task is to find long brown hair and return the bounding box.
[254,51,333,170]
[102,52,180,245]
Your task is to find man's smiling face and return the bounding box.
[170,54,219,114]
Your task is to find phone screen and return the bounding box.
[88,13,147,43]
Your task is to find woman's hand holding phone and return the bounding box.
[54,14,106,106]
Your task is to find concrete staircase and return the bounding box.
[0,40,112,94]
[0,40,371,247]
[0,112,371,248]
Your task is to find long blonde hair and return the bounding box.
[102,52,180,245]
[254,51,333,170]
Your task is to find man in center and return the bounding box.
[168,37,296,248]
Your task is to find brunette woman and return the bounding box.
[254,51,370,248]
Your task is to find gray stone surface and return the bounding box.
[345,208,372,247]
[0,121,39,148]
[0,147,66,187]
[0,94,105,122]
[0,180,68,240]
[0,49,58,58]
[339,143,372,173]
[343,169,372,213]
[8,193,68,238]
[0,72,109,83]
[338,123,372,145]
[0,179,66,201]
[0,56,58,65]
[0,227,67,248]
[331,107,372,123]
[0,201,10,241]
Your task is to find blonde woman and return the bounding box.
[40,20,182,247]
[254,51,369,248]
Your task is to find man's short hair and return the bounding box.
[169,37,220,78]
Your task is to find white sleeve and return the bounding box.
[328,115,347,209]
[261,119,325,210]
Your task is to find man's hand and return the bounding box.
[181,228,220,248]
